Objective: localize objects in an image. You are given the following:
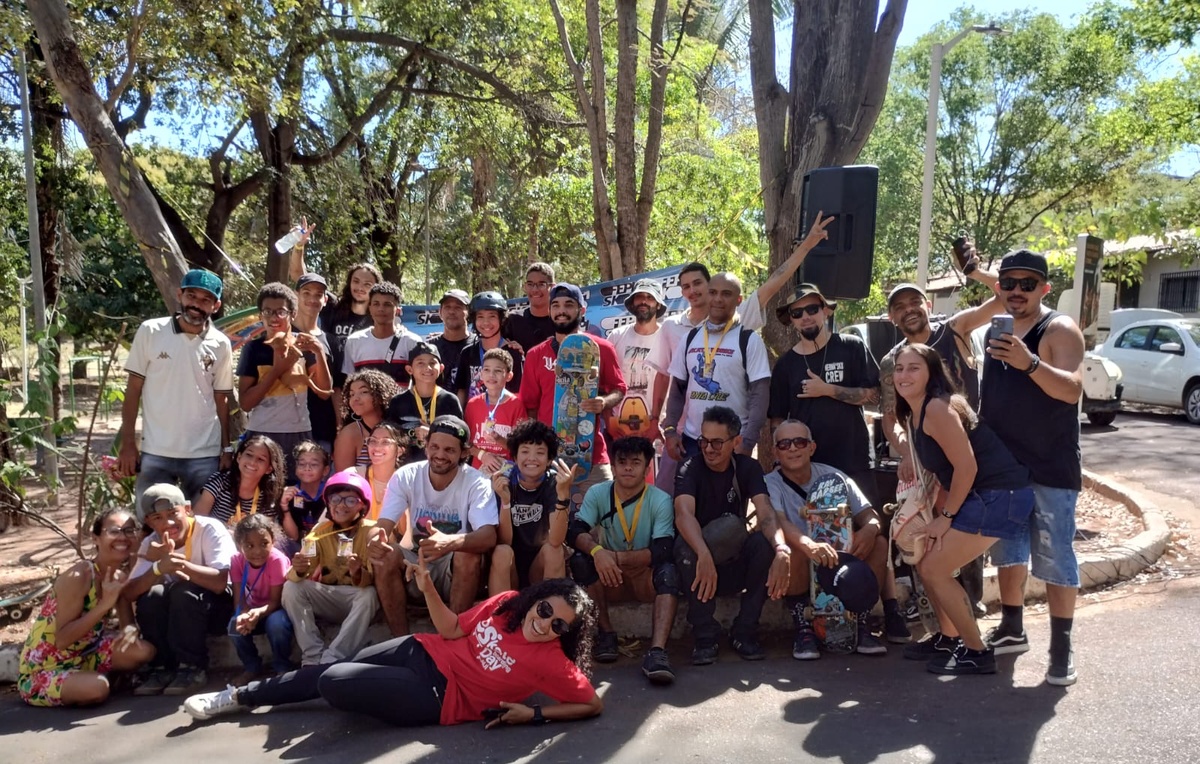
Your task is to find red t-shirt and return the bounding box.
[518,335,626,466]
[414,591,595,726]
[465,391,526,469]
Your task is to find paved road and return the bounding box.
[3,575,1199,763]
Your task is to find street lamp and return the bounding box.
[916,23,1007,290]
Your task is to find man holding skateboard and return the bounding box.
[519,283,627,508]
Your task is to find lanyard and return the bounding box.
[485,388,510,422]
[612,484,648,551]
[296,480,326,503]
[231,488,260,525]
[411,389,437,424]
[702,319,734,370]
[237,560,268,612]
[180,516,196,561]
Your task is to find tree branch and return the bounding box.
[102,0,148,113]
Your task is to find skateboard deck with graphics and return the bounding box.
[553,334,600,481]
[606,396,656,483]
[909,567,939,635]
[802,472,858,654]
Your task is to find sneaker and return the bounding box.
[593,630,620,664]
[856,628,888,656]
[641,647,675,685]
[730,635,766,661]
[984,626,1030,655]
[1045,653,1077,686]
[163,666,208,696]
[133,668,174,696]
[691,641,719,666]
[183,685,243,720]
[792,623,820,661]
[927,644,996,675]
[903,632,958,661]
[885,610,912,644]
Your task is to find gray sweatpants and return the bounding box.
[282,579,379,666]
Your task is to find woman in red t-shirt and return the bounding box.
[183,558,602,728]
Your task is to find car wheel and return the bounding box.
[1186,383,1200,425]
[1087,411,1116,427]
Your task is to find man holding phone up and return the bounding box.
[979,250,1086,687]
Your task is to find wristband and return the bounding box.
[531,704,547,725]
[589,545,605,557]
[1022,355,1041,375]
[775,544,791,555]
[962,259,977,276]
[152,560,162,576]
[940,509,957,519]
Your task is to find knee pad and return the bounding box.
[653,563,682,597]
[568,551,599,587]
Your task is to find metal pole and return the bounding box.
[18,278,29,403]
[423,172,432,306]
[17,46,59,490]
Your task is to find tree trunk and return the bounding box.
[470,148,498,291]
[633,0,670,275]
[613,0,640,276]
[27,0,189,309]
[29,45,63,422]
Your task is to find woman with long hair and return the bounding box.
[184,569,602,727]
[892,343,1034,676]
[320,263,382,393]
[192,435,286,528]
[332,370,399,471]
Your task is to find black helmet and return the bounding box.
[468,291,507,324]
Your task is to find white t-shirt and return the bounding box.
[124,316,234,459]
[660,287,765,372]
[607,324,670,425]
[667,318,771,439]
[341,326,424,385]
[380,461,498,548]
[130,515,235,582]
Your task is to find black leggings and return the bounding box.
[239,635,448,726]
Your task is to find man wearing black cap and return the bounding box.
[431,289,472,392]
[979,249,1086,687]
[368,414,498,635]
[768,283,880,501]
[606,278,671,443]
[385,341,464,463]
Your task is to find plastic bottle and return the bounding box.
[273,226,306,254]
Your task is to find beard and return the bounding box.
[633,305,654,323]
[179,305,211,326]
[552,315,581,334]
[800,324,821,341]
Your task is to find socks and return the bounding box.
[1048,616,1074,665]
[1000,604,1024,634]
[785,595,810,628]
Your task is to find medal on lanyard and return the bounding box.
[702,319,733,378]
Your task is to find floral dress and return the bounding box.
[18,566,118,707]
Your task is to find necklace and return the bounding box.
[799,334,830,381]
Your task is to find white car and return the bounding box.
[1096,317,1200,424]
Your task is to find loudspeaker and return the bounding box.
[865,317,903,365]
[797,165,878,299]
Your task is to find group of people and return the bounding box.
[17,217,1087,730]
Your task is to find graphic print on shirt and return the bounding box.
[689,346,733,400]
[473,616,516,673]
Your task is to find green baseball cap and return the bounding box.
[181,269,223,300]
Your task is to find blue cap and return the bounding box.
[550,283,585,307]
[181,269,223,300]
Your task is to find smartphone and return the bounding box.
[991,314,1014,337]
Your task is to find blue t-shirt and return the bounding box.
[764,462,871,536]
[577,480,674,551]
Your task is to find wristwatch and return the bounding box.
[531,704,547,725]
[222,445,235,454]
[940,509,957,519]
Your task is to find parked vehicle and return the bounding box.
[1096,316,1200,424]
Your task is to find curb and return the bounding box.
[0,471,1171,680]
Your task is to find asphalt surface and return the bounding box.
[1079,407,1200,510]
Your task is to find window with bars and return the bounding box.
[1158,271,1199,313]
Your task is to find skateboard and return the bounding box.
[909,568,939,635]
[553,334,600,481]
[606,396,656,484]
[802,472,858,655]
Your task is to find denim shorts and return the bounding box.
[990,484,1080,588]
[951,487,1034,543]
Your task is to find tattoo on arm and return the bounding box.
[832,386,880,406]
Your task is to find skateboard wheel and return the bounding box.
[917,596,930,609]
[803,606,814,621]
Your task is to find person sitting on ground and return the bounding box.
[332,369,399,471]
[568,436,680,685]
[18,508,156,707]
[487,420,580,594]
[673,406,791,665]
[384,341,464,463]
[464,347,526,475]
[123,484,236,696]
[765,419,900,660]
[192,435,286,529]
[184,576,603,729]
[227,514,294,685]
[893,343,1034,676]
[354,421,409,521]
[280,441,331,556]
[283,469,380,666]
[367,415,498,636]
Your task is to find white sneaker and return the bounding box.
[183,685,242,720]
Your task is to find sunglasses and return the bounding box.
[697,437,732,451]
[328,495,364,507]
[789,304,824,319]
[775,436,812,451]
[536,599,572,637]
[998,277,1041,292]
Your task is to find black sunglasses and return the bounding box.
[536,599,572,637]
[775,436,812,451]
[789,304,824,318]
[697,436,732,450]
[998,276,1041,292]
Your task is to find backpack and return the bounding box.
[685,324,754,389]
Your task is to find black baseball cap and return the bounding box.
[295,273,328,291]
[428,415,470,447]
[440,289,469,307]
[549,283,585,307]
[408,341,441,363]
[998,250,1049,279]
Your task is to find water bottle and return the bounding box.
[273,226,306,254]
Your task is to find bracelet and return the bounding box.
[589,545,605,557]
[152,560,162,576]
[661,425,677,435]
[940,509,957,519]
[962,259,978,276]
[1022,355,1041,375]
[775,543,791,555]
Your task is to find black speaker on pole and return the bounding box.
[797,165,878,300]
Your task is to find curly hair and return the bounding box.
[340,369,400,423]
[506,419,558,461]
[494,578,596,678]
[368,281,402,304]
[232,512,281,546]
[256,282,298,313]
[230,435,286,515]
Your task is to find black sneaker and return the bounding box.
[1046,653,1077,686]
[730,636,766,661]
[792,623,820,661]
[984,626,1030,655]
[593,630,620,664]
[691,641,719,666]
[903,632,958,661]
[133,668,174,696]
[927,644,996,675]
[641,647,675,685]
[885,609,912,644]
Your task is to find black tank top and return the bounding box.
[979,309,1081,490]
[928,320,980,408]
[912,397,1029,492]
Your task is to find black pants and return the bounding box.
[674,533,773,644]
[239,635,448,727]
[136,580,233,670]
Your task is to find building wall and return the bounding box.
[1139,254,1199,317]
